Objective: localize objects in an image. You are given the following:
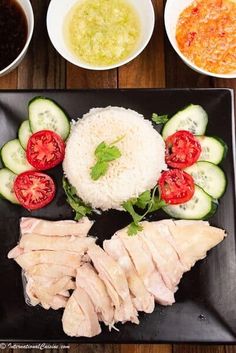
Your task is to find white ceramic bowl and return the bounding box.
[164,0,236,79]
[0,0,34,77]
[47,0,155,71]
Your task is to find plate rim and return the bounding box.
[0,88,235,344]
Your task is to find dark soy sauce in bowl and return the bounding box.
[0,0,28,71]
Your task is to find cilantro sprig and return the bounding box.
[63,177,92,221]
[152,113,169,124]
[90,136,124,180]
[122,186,166,236]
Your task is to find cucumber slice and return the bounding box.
[162,104,208,140]
[29,97,70,140]
[163,185,216,220]
[1,139,34,174]
[0,168,19,204]
[18,120,32,150]
[184,161,226,199]
[196,136,227,165]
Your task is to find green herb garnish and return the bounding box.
[63,177,92,221]
[90,160,109,181]
[123,186,166,236]
[128,222,144,236]
[152,113,169,124]
[135,190,151,209]
[91,137,123,180]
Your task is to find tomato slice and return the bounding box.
[26,130,65,170]
[165,130,201,169]
[14,171,56,210]
[159,169,195,205]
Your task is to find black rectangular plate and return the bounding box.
[0,89,235,343]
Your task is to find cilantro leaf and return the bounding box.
[63,177,92,220]
[152,113,169,124]
[90,161,108,180]
[149,197,166,212]
[95,142,107,157]
[91,138,122,180]
[128,222,143,236]
[136,190,151,209]
[122,199,142,224]
[123,185,166,236]
[99,145,121,162]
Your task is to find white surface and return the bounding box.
[47,0,155,70]
[164,0,236,79]
[0,0,34,77]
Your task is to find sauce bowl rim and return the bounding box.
[46,0,155,71]
[164,0,236,79]
[0,0,34,76]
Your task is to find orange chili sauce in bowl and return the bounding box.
[176,0,236,74]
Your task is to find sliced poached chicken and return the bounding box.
[76,263,114,326]
[168,220,225,270]
[8,217,226,338]
[19,234,95,253]
[14,251,82,270]
[116,227,175,305]
[140,221,185,291]
[62,287,101,337]
[20,217,94,237]
[103,236,155,313]
[88,244,139,324]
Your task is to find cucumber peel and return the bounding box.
[162,104,208,140]
[28,96,70,141]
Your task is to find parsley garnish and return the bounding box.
[122,186,166,236]
[152,113,169,124]
[90,137,124,180]
[63,177,92,221]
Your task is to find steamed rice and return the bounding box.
[63,106,166,211]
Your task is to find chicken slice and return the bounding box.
[140,221,185,291]
[25,275,75,309]
[62,288,101,337]
[150,219,189,271]
[28,276,75,297]
[173,220,209,227]
[25,276,67,309]
[31,276,75,303]
[48,295,68,310]
[19,234,95,253]
[28,275,74,287]
[56,290,70,297]
[76,263,114,325]
[104,236,155,313]
[7,245,24,259]
[25,277,40,306]
[88,244,139,324]
[14,251,81,270]
[117,227,175,306]
[20,217,94,237]
[88,245,128,300]
[100,275,120,307]
[27,264,76,278]
[39,295,68,310]
[167,220,226,270]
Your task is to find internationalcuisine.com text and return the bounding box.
[0,343,70,350]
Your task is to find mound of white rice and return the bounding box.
[63,106,166,210]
